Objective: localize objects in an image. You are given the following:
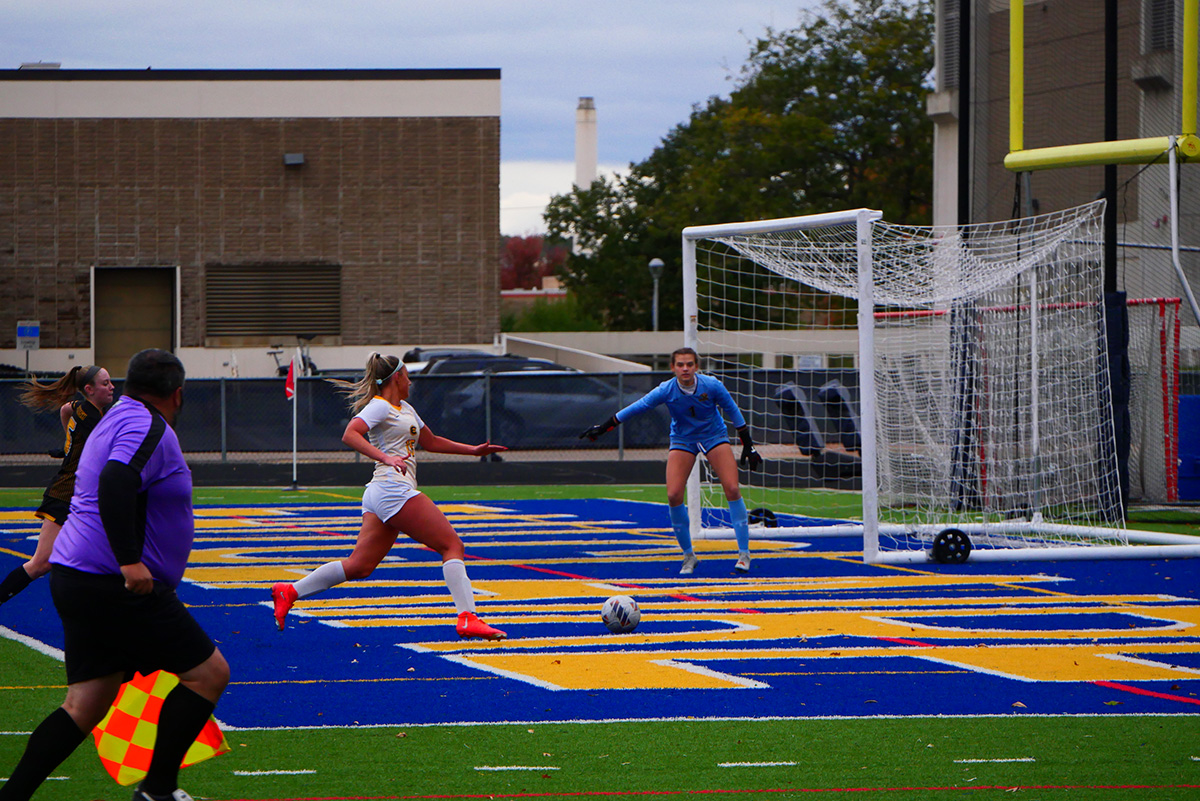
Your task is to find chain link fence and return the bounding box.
[0,373,677,465]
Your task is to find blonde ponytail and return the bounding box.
[327,353,401,414]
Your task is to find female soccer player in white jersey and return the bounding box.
[581,347,762,574]
[272,353,508,640]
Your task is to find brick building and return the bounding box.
[0,68,501,376]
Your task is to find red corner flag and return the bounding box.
[285,357,296,400]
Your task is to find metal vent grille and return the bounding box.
[940,0,960,90]
[1148,0,1174,52]
[205,263,341,337]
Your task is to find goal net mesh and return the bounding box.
[690,201,1141,558]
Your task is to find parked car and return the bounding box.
[418,354,572,376]
[408,358,670,449]
[402,347,497,375]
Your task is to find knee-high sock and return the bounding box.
[139,685,217,796]
[0,707,87,801]
[669,504,692,554]
[729,497,750,552]
[293,560,346,599]
[442,558,476,614]
[140,685,216,797]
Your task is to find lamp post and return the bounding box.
[648,257,665,332]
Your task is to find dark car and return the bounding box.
[402,347,497,374]
[408,357,670,449]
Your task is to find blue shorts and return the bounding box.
[669,432,732,455]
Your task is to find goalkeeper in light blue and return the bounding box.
[581,347,762,574]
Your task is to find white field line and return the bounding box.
[475,766,561,771]
[954,757,1036,764]
[718,761,798,767]
[234,769,318,776]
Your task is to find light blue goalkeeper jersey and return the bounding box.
[616,374,745,444]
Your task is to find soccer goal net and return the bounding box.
[682,201,1200,563]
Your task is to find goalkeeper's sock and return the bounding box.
[729,498,750,553]
[443,559,476,614]
[669,504,692,554]
[0,564,33,605]
[140,684,215,797]
[293,560,346,599]
[0,706,87,800]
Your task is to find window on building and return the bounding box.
[205,263,341,340]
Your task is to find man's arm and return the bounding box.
[98,460,153,594]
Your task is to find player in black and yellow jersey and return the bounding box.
[0,364,114,606]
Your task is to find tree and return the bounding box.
[500,235,568,291]
[545,0,934,330]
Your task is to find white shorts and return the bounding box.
[362,478,421,523]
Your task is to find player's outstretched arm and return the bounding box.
[580,415,620,441]
[419,425,508,457]
[737,425,763,470]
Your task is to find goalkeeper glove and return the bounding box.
[737,425,763,470]
[580,415,620,441]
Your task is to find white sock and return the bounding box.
[442,558,476,614]
[293,561,346,599]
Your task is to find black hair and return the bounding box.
[124,349,186,398]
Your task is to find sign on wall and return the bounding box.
[16,320,39,351]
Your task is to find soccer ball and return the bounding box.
[600,595,641,633]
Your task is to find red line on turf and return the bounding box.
[230,513,347,539]
[215,782,1200,800]
[1093,680,1200,706]
[462,554,594,581]
[874,638,937,647]
[469,557,761,613]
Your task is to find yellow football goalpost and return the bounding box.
[1004,0,1200,324]
[1005,0,1199,171]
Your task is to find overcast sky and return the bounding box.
[5,0,817,235]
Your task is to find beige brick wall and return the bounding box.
[0,115,500,348]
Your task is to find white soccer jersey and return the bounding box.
[354,396,425,489]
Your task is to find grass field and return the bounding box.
[2,484,1199,801]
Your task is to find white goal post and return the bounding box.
[681,201,1200,563]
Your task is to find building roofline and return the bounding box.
[1,68,500,82]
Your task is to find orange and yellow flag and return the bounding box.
[91,670,230,786]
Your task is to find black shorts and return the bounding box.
[35,495,70,526]
[50,565,216,685]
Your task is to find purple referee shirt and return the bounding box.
[50,395,194,588]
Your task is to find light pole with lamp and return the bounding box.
[648,257,665,332]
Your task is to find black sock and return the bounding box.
[140,685,215,797]
[0,566,33,605]
[0,706,87,801]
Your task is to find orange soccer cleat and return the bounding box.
[456,611,506,641]
[272,583,298,631]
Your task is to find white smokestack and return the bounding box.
[574,97,597,189]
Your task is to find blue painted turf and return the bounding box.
[2,498,1199,729]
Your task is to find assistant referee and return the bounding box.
[0,349,230,801]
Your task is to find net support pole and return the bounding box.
[857,210,880,563]
[1169,137,1200,325]
[682,232,702,535]
[1029,266,1042,521]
